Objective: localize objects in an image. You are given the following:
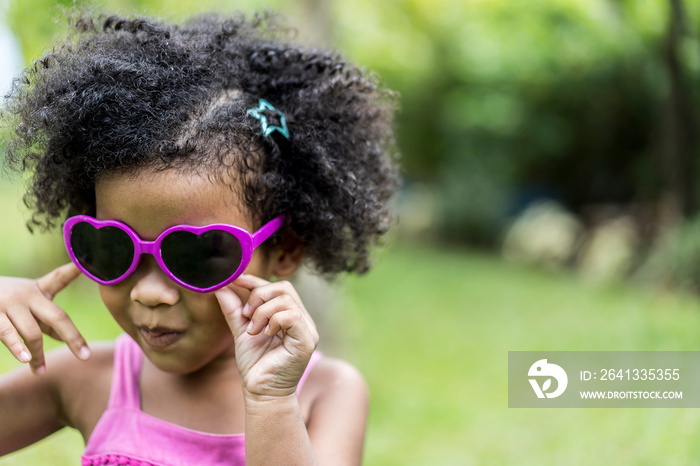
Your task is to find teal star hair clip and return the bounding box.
[246,99,290,139]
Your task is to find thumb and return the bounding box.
[214,287,248,337]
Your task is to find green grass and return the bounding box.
[2,176,700,464]
[340,243,700,466]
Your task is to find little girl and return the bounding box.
[0,11,398,465]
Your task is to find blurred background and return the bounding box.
[2,0,700,464]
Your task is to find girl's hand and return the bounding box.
[0,263,89,374]
[214,274,319,400]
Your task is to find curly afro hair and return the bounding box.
[2,11,400,277]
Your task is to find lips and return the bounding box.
[139,326,184,349]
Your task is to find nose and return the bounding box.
[130,255,180,307]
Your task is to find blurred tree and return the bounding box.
[297,0,332,46]
[659,0,697,217]
[5,0,700,246]
[334,0,700,244]
[5,0,292,62]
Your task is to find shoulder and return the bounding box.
[45,341,115,432]
[300,356,369,463]
[301,356,369,423]
[0,341,116,452]
[2,340,115,403]
[305,356,368,399]
[45,340,115,388]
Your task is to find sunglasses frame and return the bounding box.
[63,214,284,293]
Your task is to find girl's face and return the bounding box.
[95,167,273,375]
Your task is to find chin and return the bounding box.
[138,335,236,376]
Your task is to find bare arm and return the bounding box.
[244,358,369,466]
[216,276,369,465]
[305,359,369,465]
[0,363,63,455]
[244,394,317,465]
[0,263,89,455]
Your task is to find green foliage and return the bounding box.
[638,215,700,291]
[5,0,294,66]
[436,151,511,244]
[334,0,700,243]
[7,0,699,244]
[0,181,65,276]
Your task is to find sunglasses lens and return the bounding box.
[161,230,243,289]
[71,222,135,281]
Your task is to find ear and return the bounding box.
[270,242,306,278]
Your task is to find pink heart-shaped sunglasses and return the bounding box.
[63,215,284,292]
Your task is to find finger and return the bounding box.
[265,309,318,355]
[30,299,90,361]
[36,262,81,300]
[38,321,63,342]
[0,314,32,363]
[246,293,303,335]
[231,274,271,292]
[250,282,316,334]
[245,294,289,335]
[242,279,304,318]
[214,287,246,335]
[6,308,45,374]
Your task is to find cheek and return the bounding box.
[182,293,234,343]
[187,292,225,319]
[98,284,131,321]
[244,249,274,278]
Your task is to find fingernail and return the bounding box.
[35,365,45,375]
[79,346,91,360]
[246,320,254,333]
[242,303,250,317]
[19,351,31,363]
[264,324,271,336]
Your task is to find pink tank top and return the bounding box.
[82,334,322,466]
